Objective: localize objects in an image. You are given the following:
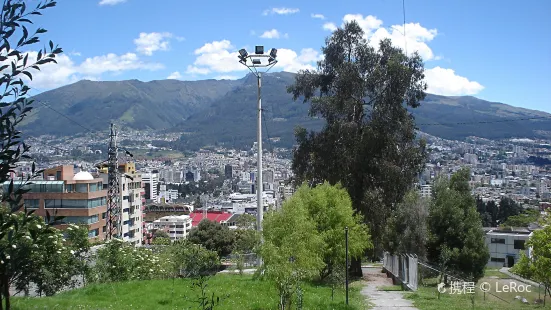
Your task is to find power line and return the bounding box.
[36,100,96,133]
[402,0,407,56]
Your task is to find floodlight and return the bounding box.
[238,49,248,58]
[252,59,261,65]
[269,48,277,59]
[255,45,264,54]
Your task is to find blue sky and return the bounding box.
[25,0,551,113]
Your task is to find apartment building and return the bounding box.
[3,165,108,240]
[151,214,193,241]
[141,173,159,203]
[99,162,144,246]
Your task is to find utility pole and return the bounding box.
[256,72,263,232]
[237,46,278,267]
[345,226,349,305]
[106,123,121,239]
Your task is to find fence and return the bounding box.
[382,252,418,291]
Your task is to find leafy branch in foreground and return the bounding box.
[0,1,62,309]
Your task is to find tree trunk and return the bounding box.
[2,275,9,310]
[350,257,362,277]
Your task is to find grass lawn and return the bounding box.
[12,274,366,310]
[407,276,551,310]
[484,268,510,279]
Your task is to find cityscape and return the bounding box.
[0,0,550,309]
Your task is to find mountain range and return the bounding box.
[23,72,551,149]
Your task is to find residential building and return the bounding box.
[151,214,193,241]
[420,185,432,198]
[142,173,159,203]
[485,228,532,268]
[4,165,108,240]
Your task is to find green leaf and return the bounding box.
[49,40,53,50]
[36,27,47,34]
[37,49,42,60]
[21,71,32,80]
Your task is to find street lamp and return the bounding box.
[237,46,278,237]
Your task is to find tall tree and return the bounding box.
[426,168,489,282]
[384,190,429,259]
[287,21,427,273]
[496,197,522,225]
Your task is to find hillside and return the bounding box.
[22,72,551,148]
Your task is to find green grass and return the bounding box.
[12,274,366,310]
[408,277,551,310]
[377,285,403,291]
[484,268,511,279]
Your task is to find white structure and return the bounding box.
[119,174,144,246]
[485,229,532,268]
[142,173,159,203]
[420,185,432,198]
[152,215,193,241]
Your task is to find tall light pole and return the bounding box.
[237,46,278,236]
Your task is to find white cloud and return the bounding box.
[273,48,322,72]
[311,13,325,20]
[167,71,182,79]
[19,51,163,90]
[186,40,321,75]
[425,67,484,95]
[263,7,299,15]
[186,65,211,75]
[134,32,173,56]
[323,22,337,32]
[260,29,288,39]
[175,36,185,42]
[99,0,126,6]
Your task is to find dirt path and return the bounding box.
[361,267,418,310]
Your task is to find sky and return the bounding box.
[21,0,551,113]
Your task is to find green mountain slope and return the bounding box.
[22,72,551,148]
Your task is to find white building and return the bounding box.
[151,215,193,241]
[485,229,532,268]
[99,162,144,246]
[141,173,159,203]
[420,184,432,198]
[120,172,144,246]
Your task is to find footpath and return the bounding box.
[361,266,418,310]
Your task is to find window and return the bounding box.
[491,238,505,244]
[490,257,505,262]
[44,198,106,209]
[67,184,74,192]
[24,199,40,209]
[76,183,88,193]
[89,183,98,192]
[88,228,99,238]
[514,240,525,250]
[56,171,61,180]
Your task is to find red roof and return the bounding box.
[189,210,232,227]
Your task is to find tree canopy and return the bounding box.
[426,168,489,282]
[188,220,235,257]
[287,21,427,266]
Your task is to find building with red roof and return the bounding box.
[189,210,233,227]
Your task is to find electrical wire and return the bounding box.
[403,0,407,56]
[36,100,96,133]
